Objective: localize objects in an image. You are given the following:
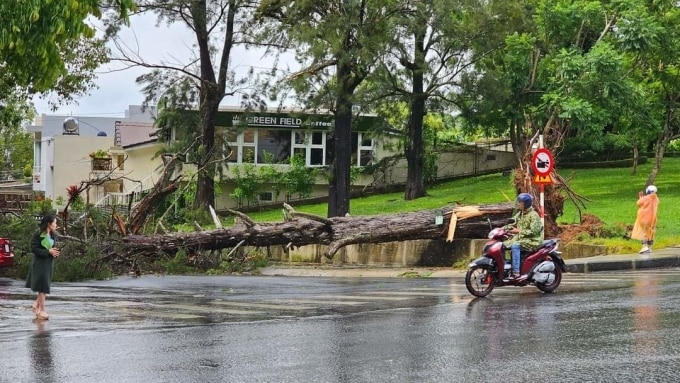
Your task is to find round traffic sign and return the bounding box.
[531,148,554,176]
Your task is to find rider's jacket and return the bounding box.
[503,206,543,250]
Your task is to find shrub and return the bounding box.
[595,223,628,239]
[53,244,113,281]
[668,138,680,152]
[424,150,438,186]
[89,149,110,159]
[206,248,268,275]
[229,163,261,207]
[560,133,633,161]
[157,249,194,274]
[0,210,116,281]
[284,154,317,200]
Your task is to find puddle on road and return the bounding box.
[117,308,204,320]
[93,301,148,308]
[159,303,264,315]
[210,300,316,311]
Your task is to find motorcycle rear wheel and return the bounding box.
[536,265,562,293]
[465,266,495,297]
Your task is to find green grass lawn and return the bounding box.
[237,157,680,254]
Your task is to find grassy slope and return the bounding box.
[243,158,680,254]
[558,159,680,253]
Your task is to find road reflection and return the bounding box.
[29,319,56,383]
[633,274,660,354]
[464,294,558,361]
[0,278,10,300]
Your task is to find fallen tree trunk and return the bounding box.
[119,202,514,258]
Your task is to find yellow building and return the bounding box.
[28,106,156,209]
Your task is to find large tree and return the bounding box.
[368,0,521,200]
[621,1,680,186]
[0,0,134,94]
[256,0,402,217]
[0,97,34,176]
[460,0,652,234]
[106,0,247,210]
[0,0,135,187]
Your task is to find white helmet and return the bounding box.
[646,185,658,195]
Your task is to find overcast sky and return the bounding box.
[33,12,295,118]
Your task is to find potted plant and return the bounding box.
[89,149,110,159]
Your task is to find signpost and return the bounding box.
[531,146,555,233]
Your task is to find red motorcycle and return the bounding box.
[465,222,566,298]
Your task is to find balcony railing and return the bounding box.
[91,158,112,171]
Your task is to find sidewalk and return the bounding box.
[564,246,680,273]
[259,246,680,278]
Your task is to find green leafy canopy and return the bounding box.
[0,0,134,92]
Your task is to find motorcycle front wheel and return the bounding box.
[465,266,495,298]
[536,265,562,293]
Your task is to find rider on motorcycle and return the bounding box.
[503,193,543,279]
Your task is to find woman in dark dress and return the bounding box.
[25,215,60,320]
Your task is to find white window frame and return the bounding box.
[241,129,257,163]
[292,130,326,167]
[224,129,334,166]
[225,129,257,164]
[258,191,274,202]
[356,132,374,167]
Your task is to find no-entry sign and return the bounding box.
[531,148,554,184]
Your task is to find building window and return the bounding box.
[224,128,342,167]
[257,130,291,164]
[224,130,238,163]
[259,191,274,202]
[224,129,257,163]
[293,130,326,166]
[116,154,125,170]
[242,130,256,163]
[34,142,42,168]
[351,132,374,167]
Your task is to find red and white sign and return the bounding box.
[531,148,554,184]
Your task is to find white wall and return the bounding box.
[30,105,156,201]
[33,136,54,196]
[51,136,113,204]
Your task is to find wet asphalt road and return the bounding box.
[1,270,680,382]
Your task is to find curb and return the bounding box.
[566,254,680,273]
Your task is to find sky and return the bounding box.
[32,12,294,118]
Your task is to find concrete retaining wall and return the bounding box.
[256,238,606,267]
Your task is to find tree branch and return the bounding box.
[217,0,237,90]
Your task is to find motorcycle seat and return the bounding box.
[539,239,559,248]
[517,239,558,257]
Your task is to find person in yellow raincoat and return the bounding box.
[631,185,659,254]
